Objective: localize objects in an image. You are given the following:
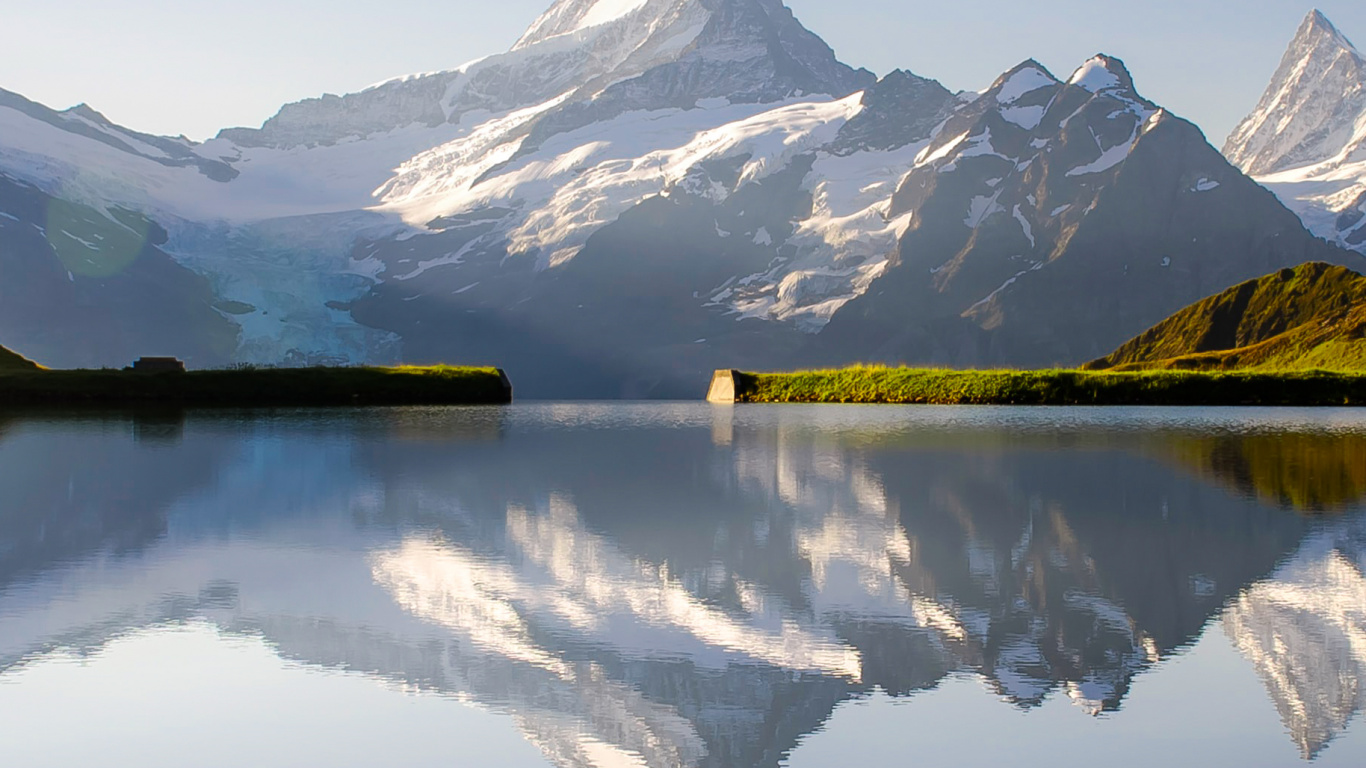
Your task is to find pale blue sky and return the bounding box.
[3,1,1362,144]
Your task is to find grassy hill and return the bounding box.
[1086,262,1366,372]
[0,344,42,372]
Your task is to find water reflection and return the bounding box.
[1224,514,1366,759]
[0,406,1365,766]
[1161,431,1366,514]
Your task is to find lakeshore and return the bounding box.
[0,366,513,407]
[707,367,1366,406]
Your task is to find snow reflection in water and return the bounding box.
[0,405,1364,766]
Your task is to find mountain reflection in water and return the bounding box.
[1,405,1365,767]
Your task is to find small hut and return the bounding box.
[132,357,186,373]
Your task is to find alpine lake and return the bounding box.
[2,402,1366,767]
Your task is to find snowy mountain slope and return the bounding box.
[0,0,888,374]
[1224,10,1366,254]
[217,0,870,152]
[0,88,235,182]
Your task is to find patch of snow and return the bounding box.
[1066,124,1140,177]
[577,0,652,31]
[718,140,927,331]
[1050,204,1072,217]
[1259,157,1366,252]
[1012,205,1035,247]
[1068,57,1122,93]
[966,194,1004,227]
[968,260,1045,311]
[996,67,1057,104]
[1000,105,1046,129]
[1192,178,1221,192]
[940,128,1013,173]
[59,230,100,250]
[392,237,482,281]
[753,226,772,246]
[61,111,172,160]
[915,132,969,167]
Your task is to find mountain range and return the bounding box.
[1,1,1363,396]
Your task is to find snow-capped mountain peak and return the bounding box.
[1224,10,1366,176]
[1067,55,1135,94]
[218,0,870,152]
[515,0,665,49]
[1224,10,1366,254]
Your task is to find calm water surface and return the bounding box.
[2,404,1366,767]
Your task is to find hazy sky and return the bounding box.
[3,1,1362,144]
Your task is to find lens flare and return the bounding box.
[45,199,148,278]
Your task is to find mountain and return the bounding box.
[1086,262,1366,371]
[1224,10,1366,254]
[0,0,1358,395]
[816,57,1354,368]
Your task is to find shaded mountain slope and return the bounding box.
[1087,262,1366,372]
[0,174,237,369]
[817,57,1357,369]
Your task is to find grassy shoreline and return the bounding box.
[0,366,513,408]
[709,367,1366,406]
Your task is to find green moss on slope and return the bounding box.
[1087,262,1366,372]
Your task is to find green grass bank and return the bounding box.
[707,367,1366,406]
[0,366,513,408]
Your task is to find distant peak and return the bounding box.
[1067,55,1134,94]
[991,61,1060,104]
[61,103,111,125]
[1006,59,1056,78]
[1297,9,1360,54]
[515,0,675,50]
